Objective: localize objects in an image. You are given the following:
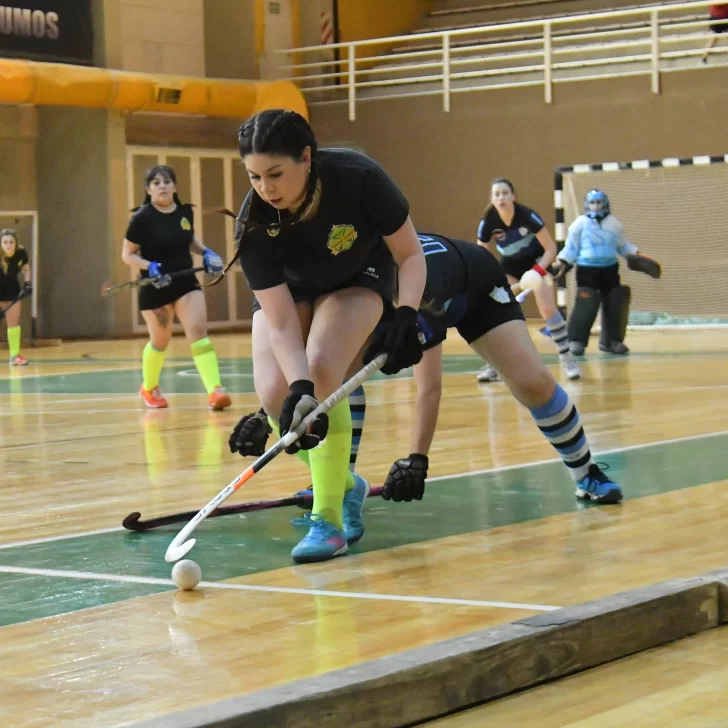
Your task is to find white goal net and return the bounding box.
[556,157,728,326]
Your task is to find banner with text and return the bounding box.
[0,1,93,65]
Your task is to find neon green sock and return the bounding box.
[309,400,355,529]
[190,337,221,394]
[7,326,20,358]
[142,342,166,391]
[269,417,310,469]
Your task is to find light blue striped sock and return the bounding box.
[530,385,593,481]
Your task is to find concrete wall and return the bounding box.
[310,69,727,243]
[36,107,128,338]
[204,0,257,80]
[120,0,206,77]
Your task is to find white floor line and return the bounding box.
[427,427,728,483]
[1,427,726,554]
[0,564,558,611]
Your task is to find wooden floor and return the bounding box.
[1,327,728,726]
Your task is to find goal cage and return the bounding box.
[554,155,728,328]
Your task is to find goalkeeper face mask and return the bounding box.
[584,190,610,220]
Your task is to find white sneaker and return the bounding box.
[476,365,500,382]
[560,352,582,380]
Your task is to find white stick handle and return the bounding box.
[516,288,533,303]
[164,353,387,563]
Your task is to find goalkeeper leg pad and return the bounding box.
[600,285,631,353]
[567,288,602,347]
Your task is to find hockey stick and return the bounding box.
[165,353,388,562]
[101,266,206,297]
[123,486,384,531]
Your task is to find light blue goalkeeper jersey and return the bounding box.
[558,214,638,267]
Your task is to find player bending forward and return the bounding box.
[231,233,623,535]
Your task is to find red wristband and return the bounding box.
[532,264,548,277]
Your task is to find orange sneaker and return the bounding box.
[208,386,231,411]
[9,355,28,366]
[139,385,168,409]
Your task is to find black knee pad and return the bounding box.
[600,285,631,346]
[567,288,601,345]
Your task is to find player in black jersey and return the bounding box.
[382,233,619,505]
[477,178,581,382]
[122,165,230,411]
[0,229,32,366]
[232,109,426,563]
[233,233,623,523]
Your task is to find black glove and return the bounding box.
[626,253,661,279]
[363,305,423,375]
[279,380,329,454]
[21,282,32,298]
[548,260,573,281]
[229,408,272,457]
[383,453,428,502]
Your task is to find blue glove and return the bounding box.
[147,262,171,289]
[202,248,224,274]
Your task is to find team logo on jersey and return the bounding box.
[327,224,357,255]
[519,227,528,236]
[489,286,510,304]
[180,217,191,231]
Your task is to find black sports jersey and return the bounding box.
[237,148,408,293]
[125,203,195,276]
[396,233,521,350]
[477,202,545,260]
[418,233,505,325]
[0,247,29,298]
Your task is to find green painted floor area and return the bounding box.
[0,574,169,624]
[0,355,524,395]
[0,433,725,627]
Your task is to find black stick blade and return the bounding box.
[122,512,143,530]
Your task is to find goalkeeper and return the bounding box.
[551,190,661,355]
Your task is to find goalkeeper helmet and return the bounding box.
[584,189,610,220]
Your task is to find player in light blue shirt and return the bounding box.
[558,192,638,268]
[553,190,638,355]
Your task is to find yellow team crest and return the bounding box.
[327,224,357,255]
[180,217,191,231]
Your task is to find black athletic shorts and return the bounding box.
[251,256,395,315]
[0,280,21,302]
[417,248,525,349]
[500,254,540,281]
[138,273,200,310]
[575,263,621,295]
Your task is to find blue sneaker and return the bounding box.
[539,326,552,338]
[575,464,623,504]
[291,513,348,563]
[342,473,370,545]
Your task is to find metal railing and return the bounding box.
[264,1,726,120]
